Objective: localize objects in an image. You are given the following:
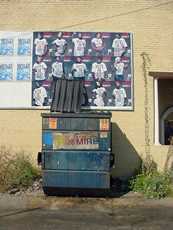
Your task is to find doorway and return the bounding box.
[160,107,173,145]
[158,79,173,145]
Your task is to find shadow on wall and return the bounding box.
[111,122,142,180]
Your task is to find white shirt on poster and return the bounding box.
[91,62,107,80]
[112,87,127,107]
[93,87,106,107]
[114,62,125,75]
[72,63,87,78]
[33,62,47,80]
[91,38,103,50]
[72,38,86,56]
[33,86,47,106]
[52,38,67,55]
[52,62,63,78]
[112,38,127,57]
[34,38,48,56]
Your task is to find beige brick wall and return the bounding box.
[0,0,173,178]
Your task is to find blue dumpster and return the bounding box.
[39,112,112,196]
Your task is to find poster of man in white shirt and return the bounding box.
[113,57,125,81]
[112,82,127,107]
[92,82,106,107]
[91,57,107,81]
[33,82,47,106]
[52,32,67,56]
[112,33,128,57]
[72,33,86,57]
[91,32,105,56]
[33,56,47,81]
[71,57,87,79]
[34,32,48,56]
[51,56,64,79]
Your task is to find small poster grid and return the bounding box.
[0,32,32,81]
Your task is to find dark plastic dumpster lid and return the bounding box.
[41,112,112,119]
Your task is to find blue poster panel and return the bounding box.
[0,64,13,80]
[0,38,14,56]
[16,64,30,80]
[17,38,31,56]
[32,32,133,110]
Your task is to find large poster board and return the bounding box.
[32,32,133,110]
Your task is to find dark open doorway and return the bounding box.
[158,79,173,145]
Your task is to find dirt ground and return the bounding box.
[0,192,173,230]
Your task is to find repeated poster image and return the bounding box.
[32,31,133,110]
[16,64,30,80]
[0,64,13,80]
[0,39,14,56]
[33,82,48,106]
[0,63,31,81]
[17,38,31,56]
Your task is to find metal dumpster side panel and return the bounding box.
[44,151,110,171]
[43,170,110,189]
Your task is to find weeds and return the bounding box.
[130,157,173,199]
[0,146,41,192]
[130,171,172,199]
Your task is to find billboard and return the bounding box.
[32,31,133,110]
